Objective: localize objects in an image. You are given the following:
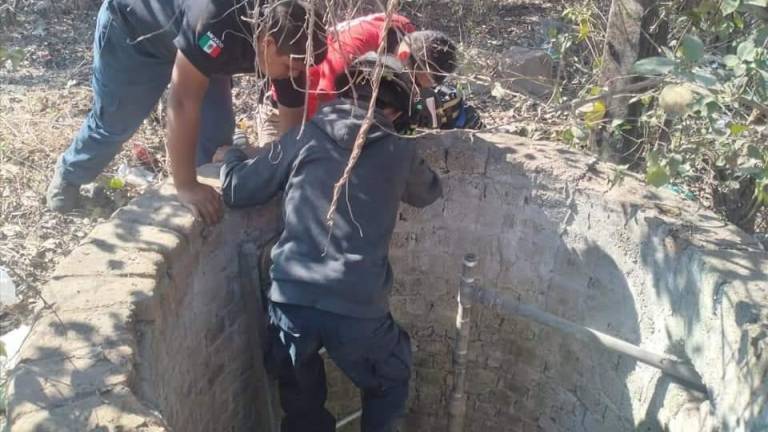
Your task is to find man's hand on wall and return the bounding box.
[177,182,223,225]
[212,145,260,163]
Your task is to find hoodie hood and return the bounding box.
[310,99,395,149]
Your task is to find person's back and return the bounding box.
[221,53,441,432]
[222,76,441,319]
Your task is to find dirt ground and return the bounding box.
[0,1,165,334]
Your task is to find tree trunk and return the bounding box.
[592,0,666,166]
[712,173,758,234]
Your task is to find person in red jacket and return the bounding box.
[314,19,485,132]
[239,14,458,148]
[302,14,457,118]
[213,14,461,159]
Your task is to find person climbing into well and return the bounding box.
[45,0,327,225]
[213,12,480,157]
[220,53,443,432]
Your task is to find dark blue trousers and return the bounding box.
[58,0,234,185]
[266,302,411,432]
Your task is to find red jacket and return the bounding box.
[273,13,415,119]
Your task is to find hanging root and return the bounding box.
[325,0,401,233]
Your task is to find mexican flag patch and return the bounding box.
[198,32,223,58]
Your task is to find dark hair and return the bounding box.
[335,53,417,131]
[259,1,327,65]
[403,30,458,84]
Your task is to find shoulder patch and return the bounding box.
[198,32,223,58]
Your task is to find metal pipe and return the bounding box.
[336,409,362,429]
[469,285,708,394]
[448,254,479,432]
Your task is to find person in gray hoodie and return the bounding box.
[220,54,442,432]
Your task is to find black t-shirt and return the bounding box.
[112,0,304,107]
[173,0,257,77]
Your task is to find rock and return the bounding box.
[81,183,107,202]
[458,46,554,99]
[667,401,716,432]
[0,225,24,240]
[498,46,554,98]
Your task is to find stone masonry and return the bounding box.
[5,132,768,432]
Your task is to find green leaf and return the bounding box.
[744,0,767,6]
[561,128,575,144]
[108,177,125,190]
[741,5,768,21]
[756,178,768,204]
[723,54,741,67]
[547,26,559,39]
[682,70,718,87]
[693,96,717,114]
[757,27,768,45]
[738,40,757,61]
[739,166,766,176]
[747,144,764,159]
[646,164,670,187]
[679,35,705,62]
[695,0,718,14]
[734,12,746,28]
[570,126,587,140]
[632,56,678,75]
[729,123,749,135]
[668,154,684,174]
[582,100,607,127]
[578,18,590,40]
[646,149,660,166]
[721,0,741,14]
[759,69,768,84]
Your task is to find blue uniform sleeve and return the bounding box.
[220,140,300,207]
[173,0,256,77]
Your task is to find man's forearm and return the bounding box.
[167,90,201,188]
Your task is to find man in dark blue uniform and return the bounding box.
[46,0,326,225]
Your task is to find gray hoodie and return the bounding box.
[221,99,442,318]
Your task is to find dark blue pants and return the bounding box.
[58,0,235,185]
[267,302,411,432]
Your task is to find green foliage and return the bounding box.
[548,2,606,100]
[621,2,768,212]
[722,0,741,15]
[553,0,767,228]
[632,57,678,75]
[107,177,125,190]
[679,35,705,62]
